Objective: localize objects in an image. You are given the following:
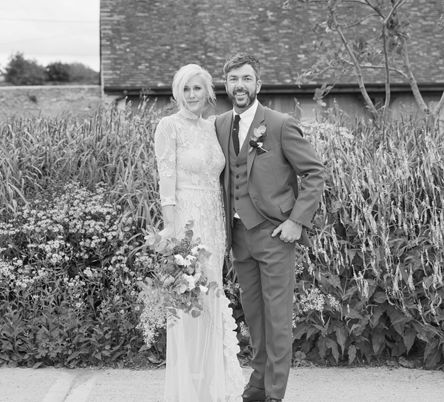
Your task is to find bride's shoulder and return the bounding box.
[154,114,182,139]
[158,111,179,123]
[205,115,217,124]
[156,112,182,128]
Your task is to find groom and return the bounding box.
[215,53,325,402]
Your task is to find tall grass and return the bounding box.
[297,119,444,367]
[0,103,162,227]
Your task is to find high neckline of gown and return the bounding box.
[177,108,201,121]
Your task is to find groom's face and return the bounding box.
[225,64,262,112]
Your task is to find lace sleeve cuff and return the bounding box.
[160,199,176,207]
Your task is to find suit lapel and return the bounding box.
[220,112,232,160]
[247,103,266,179]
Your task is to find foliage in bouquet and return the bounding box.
[137,222,217,348]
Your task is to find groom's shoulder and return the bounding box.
[215,110,232,125]
[263,106,292,122]
[263,106,303,136]
[217,110,232,119]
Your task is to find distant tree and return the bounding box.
[67,63,99,84]
[4,52,46,85]
[46,62,71,82]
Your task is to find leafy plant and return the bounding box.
[291,119,444,368]
[1,106,443,369]
[0,182,149,367]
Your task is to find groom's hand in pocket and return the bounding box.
[271,219,302,243]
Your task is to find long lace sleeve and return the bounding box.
[154,117,177,206]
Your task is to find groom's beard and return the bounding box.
[229,89,257,109]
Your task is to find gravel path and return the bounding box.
[1,366,443,402]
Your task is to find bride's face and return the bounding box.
[183,75,207,116]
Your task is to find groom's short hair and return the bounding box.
[223,53,261,80]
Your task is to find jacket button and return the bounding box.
[235,197,239,200]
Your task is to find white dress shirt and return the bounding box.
[233,98,259,150]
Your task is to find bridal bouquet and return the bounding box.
[137,222,217,347]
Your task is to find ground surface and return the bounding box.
[0,85,102,120]
[1,366,443,402]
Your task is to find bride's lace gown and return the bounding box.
[154,108,244,402]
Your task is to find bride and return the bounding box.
[154,64,244,401]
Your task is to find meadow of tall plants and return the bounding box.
[0,104,443,368]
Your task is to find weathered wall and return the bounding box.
[108,91,444,126]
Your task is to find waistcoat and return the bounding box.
[229,132,265,230]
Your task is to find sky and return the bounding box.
[0,0,100,72]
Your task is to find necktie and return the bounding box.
[232,114,241,155]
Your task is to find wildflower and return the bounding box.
[199,285,208,293]
[191,245,206,255]
[183,274,198,289]
[174,254,186,266]
[176,283,188,294]
[84,267,93,278]
[327,295,341,311]
[239,322,250,337]
[184,255,197,266]
[162,275,175,287]
[299,288,325,312]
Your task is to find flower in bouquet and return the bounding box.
[137,222,218,347]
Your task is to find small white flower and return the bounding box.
[84,267,93,278]
[177,283,188,294]
[174,254,186,266]
[183,255,196,267]
[199,285,208,293]
[182,274,196,289]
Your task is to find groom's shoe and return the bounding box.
[242,384,266,402]
[265,399,282,402]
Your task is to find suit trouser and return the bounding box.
[232,218,295,400]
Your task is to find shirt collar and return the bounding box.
[232,98,259,122]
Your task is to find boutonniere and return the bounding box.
[249,125,268,154]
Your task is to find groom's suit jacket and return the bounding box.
[215,102,325,247]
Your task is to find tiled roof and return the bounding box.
[100,0,444,91]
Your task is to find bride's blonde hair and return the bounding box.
[172,64,216,110]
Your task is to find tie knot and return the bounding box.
[234,114,240,123]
